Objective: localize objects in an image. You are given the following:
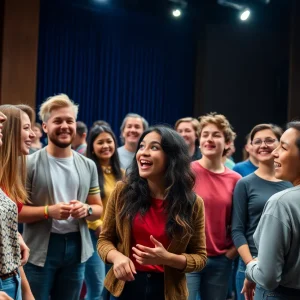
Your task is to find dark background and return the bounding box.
[0,0,297,161]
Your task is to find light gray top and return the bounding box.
[117,146,135,170]
[246,186,300,290]
[23,148,99,267]
[48,153,80,234]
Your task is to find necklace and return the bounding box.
[103,166,112,174]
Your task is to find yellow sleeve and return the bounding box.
[87,219,103,230]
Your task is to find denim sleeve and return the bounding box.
[232,179,248,249]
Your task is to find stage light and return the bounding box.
[169,0,187,18]
[172,9,182,17]
[240,9,250,21]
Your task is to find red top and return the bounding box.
[191,161,241,256]
[1,188,23,213]
[16,201,23,213]
[130,198,170,272]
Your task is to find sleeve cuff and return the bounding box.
[87,219,103,230]
[245,260,258,282]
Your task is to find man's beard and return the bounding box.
[48,133,73,149]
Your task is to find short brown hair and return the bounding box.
[174,117,200,139]
[198,112,236,156]
[250,124,283,142]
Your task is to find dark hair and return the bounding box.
[76,121,88,137]
[86,125,123,198]
[119,125,196,238]
[250,123,283,142]
[287,121,300,153]
[92,120,111,129]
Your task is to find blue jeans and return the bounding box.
[110,271,164,300]
[24,232,86,300]
[85,229,105,300]
[254,285,300,300]
[186,255,233,300]
[102,263,112,300]
[0,271,21,300]
[236,258,246,300]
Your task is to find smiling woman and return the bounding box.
[0,105,35,299]
[231,123,292,300]
[98,125,207,300]
[245,122,300,299]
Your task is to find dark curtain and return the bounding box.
[36,0,196,139]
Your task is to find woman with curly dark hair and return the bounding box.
[98,125,207,300]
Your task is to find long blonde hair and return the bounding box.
[0,105,28,203]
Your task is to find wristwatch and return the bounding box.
[86,204,93,217]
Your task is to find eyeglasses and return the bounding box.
[252,138,277,147]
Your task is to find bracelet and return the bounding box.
[44,205,49,219]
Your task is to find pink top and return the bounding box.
[192,161,241,256]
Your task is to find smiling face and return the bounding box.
[176,121,197,148]
[21,112,35,154]
[136,131,166,182]
[0,111,7,147]
[43,106,76,148]
[93,132,116,165]
[122,117,144,148]
[251,129,279,163]
[273,128,300,185]
[199,123,228,158]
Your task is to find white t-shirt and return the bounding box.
[48,153,80,234]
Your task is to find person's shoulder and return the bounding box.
[73,151,96,168]
[27,148,45,163]
[191,160,201,171]
[117,146,125,153]
[234,172,255,187]
[195,194,204,208]
[232,160,248,171]
[225,167,242,180]
[268,186,299,205]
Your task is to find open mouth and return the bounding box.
[140,159,153,169]
[274,161,281,168]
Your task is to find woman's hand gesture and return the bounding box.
[132,235,170,266]
[113,253,136,282]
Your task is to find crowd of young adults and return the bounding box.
[0,93,299,300]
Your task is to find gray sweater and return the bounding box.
[246,186,300,290]
[232,173,291,256]
[23,148,99,267]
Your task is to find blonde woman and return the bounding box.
[175,117,202,161]
[0,105,35,300]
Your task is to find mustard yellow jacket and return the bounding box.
[97,181,207,300]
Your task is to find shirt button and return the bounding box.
[147,274,151,278]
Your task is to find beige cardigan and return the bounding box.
[97,182,207,300]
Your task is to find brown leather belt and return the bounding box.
[0,269,18,280]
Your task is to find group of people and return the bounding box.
[0,93,300,300]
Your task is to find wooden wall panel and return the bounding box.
[0,0,39,108]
